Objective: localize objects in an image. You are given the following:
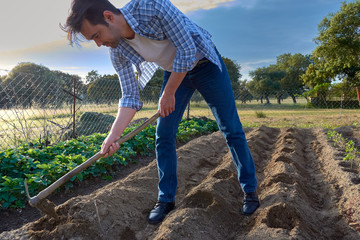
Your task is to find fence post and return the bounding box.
[186,102,190,120]
[356,87,360,107]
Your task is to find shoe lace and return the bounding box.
[244,193,258,203]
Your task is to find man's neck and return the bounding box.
[118,14,135,39]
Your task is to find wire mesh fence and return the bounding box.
[0,71,359,150]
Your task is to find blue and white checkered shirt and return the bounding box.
[110,0,222,110]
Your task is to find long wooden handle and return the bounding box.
[27,112,160,207]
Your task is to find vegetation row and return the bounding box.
[0,118,218,209]
[327,130,360,168]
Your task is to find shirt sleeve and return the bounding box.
[110,50,143,111]
[153,0,198,72]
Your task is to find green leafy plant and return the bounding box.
[0,118,218,209]
[255,111,266,118]
[327,130,360,168]
[344,140,360,168]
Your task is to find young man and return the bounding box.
[63,0,259,224]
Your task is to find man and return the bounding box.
[62,0,259,225]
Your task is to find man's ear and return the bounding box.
[103,11,114,23]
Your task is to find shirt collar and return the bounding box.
[119,8,139,31]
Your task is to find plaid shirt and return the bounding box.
[110,0,222,110]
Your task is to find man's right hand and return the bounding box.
[100,107,137,158]
[101,133,120,158]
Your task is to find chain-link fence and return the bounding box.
[0,71,359,150]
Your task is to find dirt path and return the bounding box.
[1,127,360,239]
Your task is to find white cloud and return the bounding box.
[0,0,236,52]
[241,58,275,71]
[0,0,247,76]
[172,0,235,12]
[240,58,276,80]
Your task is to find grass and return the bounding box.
[255,111,267,118]
[0,99,359,149]
[185,100,359,129]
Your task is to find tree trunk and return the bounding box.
[356,86,360,107]
[265,96,270,104]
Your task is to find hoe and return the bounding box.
[24,112,160,219]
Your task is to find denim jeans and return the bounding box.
[155,50,257,202]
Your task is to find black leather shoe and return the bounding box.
[242,192,260,215]
[148,201,175,224]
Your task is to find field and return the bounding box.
[1,123,360,239]
[0,96,359,239]
[1,98,359,149]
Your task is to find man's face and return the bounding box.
[80,18,121,48]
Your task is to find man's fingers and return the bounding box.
[159,106,175,118]
[159,108,165,118]
[103,143,120,157]
[101,144,109,154]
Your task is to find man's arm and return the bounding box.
[101,51,141,157]
[159,71,187,117]
[100,107,136,157]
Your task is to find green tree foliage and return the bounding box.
[248,65,283,104]
[3,63,55,108]
[52,70,85,107]
[1,63,84,109]
[141,68,163,103]
[301,63,333,89]
[238,80,253,103]
[138,57,243,103]
[307,1,360,87]
[222,57,242,99]
[247,53,311,104]
[330,82,357,101]
[87,74,121,104]
[85,70,101,85]
[277,53,312,103]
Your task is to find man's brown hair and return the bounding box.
[61,0,121,45]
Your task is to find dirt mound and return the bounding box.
[63,112,115,139]
[1,127,360,239]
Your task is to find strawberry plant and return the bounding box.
[0,118,218,209]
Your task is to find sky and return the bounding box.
[0,0,348,80]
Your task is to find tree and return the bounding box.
[310,1,360,87]
[3,62,53,108]
[238,80,253,103]
[51,70,83,107]
[222,57,242,99]
[141,68,163,103]
[119,57,242,104]
[87,74,121,104]
[277,53,312,103]
[330,82,357,101]
[248,65,283,104]
[0,76,9,108]
[85,70,101,84]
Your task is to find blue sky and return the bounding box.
[0,0,347,80]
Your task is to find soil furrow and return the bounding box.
[1,127,360,239]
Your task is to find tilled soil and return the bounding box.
[1,126,360,239]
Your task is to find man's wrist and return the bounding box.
[162,88,176,96]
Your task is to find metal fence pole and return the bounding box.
[186,102,190,120]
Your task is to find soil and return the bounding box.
[1,126,360,239]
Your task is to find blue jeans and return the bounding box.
[155,50,257,202]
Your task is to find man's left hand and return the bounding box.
[159,92,175,117]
